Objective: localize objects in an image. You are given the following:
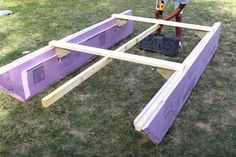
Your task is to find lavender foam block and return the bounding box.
[0,10,134,101]
[134,23,221,144]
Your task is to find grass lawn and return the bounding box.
[0,0,235,156]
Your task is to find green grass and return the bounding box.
[0,0,236,156]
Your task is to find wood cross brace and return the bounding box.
[42,14,213,108]
[43,23,183,107]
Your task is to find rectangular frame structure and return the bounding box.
[0,11,221,144]
[42,13,221,144]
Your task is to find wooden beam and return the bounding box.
[55,48,70,58]
[42,57,112,107]
[112,14,213,32]
[156,68,174,79]
[117,23,160,52]
[49,41,184,71]
[116,19,128,27]
[41,24,165,107]
[194,30,207,39]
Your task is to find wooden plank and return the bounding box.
[194,30,207,39]
[49,41,184,71]
[112,14,213,32]
[133,22,221,144]
[42,24,161,107]
[156,68,174,79]
[55,48,70,58]
[116,19,128,27]
[116,23,160,52]
[42,57,112,107]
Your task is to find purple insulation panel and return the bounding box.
[135,23,221,144]
[0,10,134,101]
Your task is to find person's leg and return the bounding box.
[155,10,161,34]
[155,11,162,33]
[175,14,182,39]
[174,0,183,39]
[155,0,169,33]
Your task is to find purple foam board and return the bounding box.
[135,23,221,144]
[0,10,134,101]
